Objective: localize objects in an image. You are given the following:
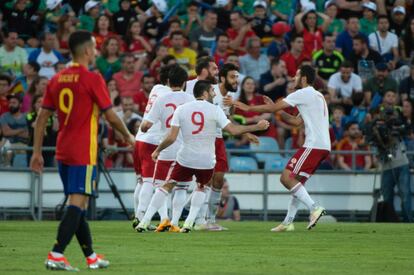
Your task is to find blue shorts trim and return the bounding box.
[58,162,97,196]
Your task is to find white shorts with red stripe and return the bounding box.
[285,147,330,184]
[153,159,191,188]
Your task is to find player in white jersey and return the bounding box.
[136,80,269,232]
[235,65,330,232]
[132,65,175,229]
[139,66,194,233]
[185,56,219,97]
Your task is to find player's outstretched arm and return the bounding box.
[30,108,53,174]
[152,126,179,161]
[233,98,291,114]
[224,120,270,136]
[280,111,304,127]
[104,108,135,146]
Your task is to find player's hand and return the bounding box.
[244,133,260,145]
[151,150,160,162]
[30,153,44,174]
[256,119,270,131]
[262,96,274,105]
[233,101,250,111]
[223,95,233,107]
[125,133,136,147]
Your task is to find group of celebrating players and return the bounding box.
[30,30,330,271]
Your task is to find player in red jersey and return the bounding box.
[30,31,134,271]
[235,65,330,232]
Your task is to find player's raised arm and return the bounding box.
[234,97,291,114]
[152,126,179,161]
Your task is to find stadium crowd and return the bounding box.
[0,0,414,171]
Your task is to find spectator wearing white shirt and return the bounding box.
[368,15,399,70]
[239,37,270,82]
[0,29,28,77]
[328,61,362,113]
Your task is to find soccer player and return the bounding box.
[185,56,219,96]
[30,31,135,271]
[140,66,194,232]
[136,80,269,233]
[234,65,330,231]
[132,64,175,229]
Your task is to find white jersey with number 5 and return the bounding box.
[135,84,172,144]
[145,91,194,160]
[283,86,331,151]
[171,100,231,169]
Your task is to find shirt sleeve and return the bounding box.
[353,75,363,91]
[90,73,112,111]
[41,81,56,110]
[216,106,231,129]
[145,96,162,124]
[327,74,336,90]
[283,88,306,107]
[391,34,398,48]
[170,106,182,128]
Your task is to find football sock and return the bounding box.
[50,251,63,258]
[158,200,169,221]
[141,188,168,224]
[137,181,154,220]
[75,210,94,257]
[171,188,187,226]
[52,205,82,254]
[195,186,211,225]
[290,183,316,211]
[133,179,142,218]
[184,189,206,227]
[208,188,221,224]
[87,252,97,260]
[283,196,301,225]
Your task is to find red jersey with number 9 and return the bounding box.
[42,64,112,165]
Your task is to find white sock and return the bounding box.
[290,183,316,211]
[141,188,168,224]
[208,188,221,224]
[87,252,97,260]
[171,188,187,226]
[133,181,142,218]
[158,200,169,221]
[195,186,211,225]
[184,189,206,227]
[51,251,64,258]
[282,196,301,225]
[137,181,154,220]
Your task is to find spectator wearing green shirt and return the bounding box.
[180,1,202,36]
[78,0,101,32]
[96,37,122,81]
[235,0,255,16]
[364,62,398,108]
[271,0,291,22]
[313,33,344,81]
[359,2,377,36]
[102,0,121,15]
[0,30,28,77]
[321,1,345,36]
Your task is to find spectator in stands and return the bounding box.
[380,89,399,110]
[312,33,344,81]
[249,1,273,39]
[364,62,398,108]
[280,35,307,77]
[117,96,142,125]
[0,0,40,47]
[227,10,256,53]
[267,21,290,61]
[336,16,365,59]
[328,61,363,112]
[402,99,413,128]
[79,0,100,32]
[213,34,232,67]
[359,1,377,36]
[112,53,144,97]
[189,9,222,53]
[239,37,269,82]
[400,59,414,101]
[26,94,57,167]
[323,0,344,36]
[28,32,65,80]
[294,6,331,58]
[0,94,29,167]
[93,14,117,51]
[214,0,232,31]
[259,59,288,101]
[336,121,372,171]
[181,1,202,36]
[401,17,414,61]
[133,74,154,116]
[216,179,241,221]
[349,34,383,77]
[44,0,72,33]
[22,76,48,113]
[96,37,122,81]
[331,105,346,141]
[107,79,121,112]
[149,44,170,79]
[124,20,152,56]
[113,0,139,36]
[270,0,290,21]
[0,29,28,77]
[368,15,399,70]
[0,75,11,116]
[160,19,184,48]
[347,92,368,128]
[142,0,168,42]
[390,6,407,37]
[56,14,76,59]
[168,31,197,77]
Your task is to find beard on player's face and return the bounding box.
[206,73,218,84]
[224,78,238,92]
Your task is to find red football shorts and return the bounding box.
[135,141,158,180]
[286,147,330,184]
[214,138,228,173]
[166,162,214,186]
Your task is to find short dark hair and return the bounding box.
[159,64,176,85]
[299,65,316,85]
[216,33,228,42]
[352,34,367,44]
[345,121,358,131]
[195,56,214,76]
[27,61,41,73]
[40,31,54,42]
[168,65,188,87]
[219,63,238,82]
[0,74,12,85]
[290,34,303,43]
[141,74,154,82]
[170,30,184,40]
[168,18,181,28]
[378,15,389,22]
[3,28,17,38]
[323,32,334,40]
[340,60,353,68]
[194,80,212,98]
[121,53,135,63]
[68,31,94,56]
[161,55,176,66]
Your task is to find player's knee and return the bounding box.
[280,170,291,186]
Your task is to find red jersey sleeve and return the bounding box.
[90,73,113,111]
[42,79,56,110]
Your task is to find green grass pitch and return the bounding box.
[0,221,413,274]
